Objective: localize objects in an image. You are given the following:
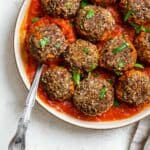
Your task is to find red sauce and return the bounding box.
[20,0,150,122]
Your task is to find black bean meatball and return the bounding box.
[120,0,150,25]
[40,67,74,101]
[116,70,150,105]
[73,76,114,116]
[99,35,137,72]
[41,0,81,18]
[28,23,67,63]
[75,5,116,42]
[91,0,117,6]
[134,32,150,64]
[63,39,99,72]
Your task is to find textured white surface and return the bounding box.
[0,0,138,150]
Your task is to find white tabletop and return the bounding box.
[0,0,138,150]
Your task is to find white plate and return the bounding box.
[14,0,150,129]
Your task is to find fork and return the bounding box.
[8,64,44,150]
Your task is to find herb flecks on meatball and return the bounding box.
[134,32,150,64]
[40,67,74,101]
[41,0,81,18]
[75,5,116,42]
[99,35,137,73]
[28,23,67,63]
[116,70,150,105]
[63,39,99,73]
[120,0,150,25]
[73,76,114,116]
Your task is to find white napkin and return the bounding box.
[130,116,150,150]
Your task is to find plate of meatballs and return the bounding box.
[14,0,150,129]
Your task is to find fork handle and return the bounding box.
[8,64,43,150]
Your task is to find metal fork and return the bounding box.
[8,64,44,150]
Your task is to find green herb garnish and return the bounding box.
[86,9,95,19]
[118,60,125,68]
[88,63,97,72]
[99,87,107,100]
[112,43,129,54]
[140,26,150,32]
[83,47,89,54]
[115,71,122,76]
[130,22,150,34]
[65,2,71,9]
[31,17,40,23]
[113,99,120,107]
[88,63,97,77]
[134,63,144,69]
[73,71,80,85]
[107,79,113,84]
[124,10,134,22]
[40,37,49,48]
[54,42,61,49]
[80,0,88,8]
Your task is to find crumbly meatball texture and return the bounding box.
[75,5,116,42]
[91,0,117,6]
[134,32,150,64]
[41,0,81,18]
[116,70,150,105]
[99,35,137,72]
[73,76,114,116]
[40,67,74,101]
[63,39,99,72]
[28,24,67,63]
[120,0,150,25]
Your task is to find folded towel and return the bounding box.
[130,116,150,150]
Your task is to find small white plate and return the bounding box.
[14,0,150,129]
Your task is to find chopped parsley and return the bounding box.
[99,87,107,100]
[65,2,71,9]
[80,0,88,9]
[118,60,125,68]
[124,10,134,22]
[54,42,61,49]
[130,22,150,34]
[83,47,89,54]
[88,63,97,72]
[140,26,150,32]
[40,37,49,48]
[107,79,113,84]
[72,71,80,85]
[86,9,95,19]
[134,63,144,69]
[113,99,120,107]
[115,71,122,76]
[31,17,40,23]
[88,63,97,77]
[112,43,129,54]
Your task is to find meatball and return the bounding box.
[28,23,67,63]
[41,0,81,18]
[134,32,150,64]
[40,67,74,101]
[120,0,150,25]
[63,39,99,72]
[75,5,116,42]
[116,70,150,105]
[99,35,137,72]
[91,0,117,6]
[73,76,114,116]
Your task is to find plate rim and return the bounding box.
[14,0,150,129]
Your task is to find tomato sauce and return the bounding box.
[20,0,150,122]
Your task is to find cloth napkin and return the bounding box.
[130,116,150,150]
